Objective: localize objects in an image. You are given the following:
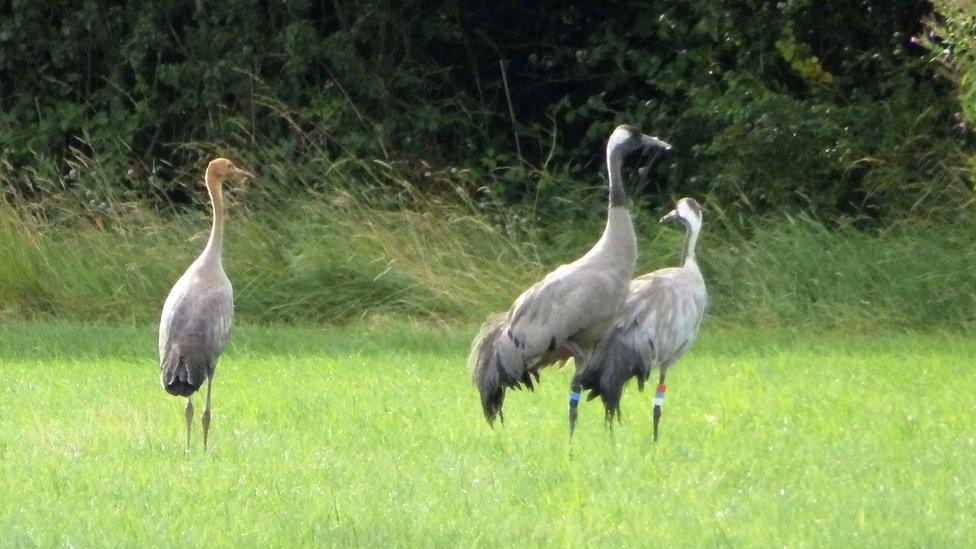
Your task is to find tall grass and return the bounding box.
[0,157,547,324]
[2,157,975,329]
[697,214,976,329]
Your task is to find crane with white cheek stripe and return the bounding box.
[571,197,708,441]
[468,125,671,426]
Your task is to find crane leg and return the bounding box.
[569,383,582,437]
[652,372,666,442]
[566,344,587,438]
[184,398,194,449]
[202,375,214,450]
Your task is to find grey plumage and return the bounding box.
[573,197,707,438]
[469,125,671,425]
[159,265,234,396]
[158,157,251,449]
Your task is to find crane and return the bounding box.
[469,125,671,425]
[572,197,707,441]
[159,157,252,449]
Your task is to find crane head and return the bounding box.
[608,125,671,156]
[206,157,254,183]
[660,197,703,230]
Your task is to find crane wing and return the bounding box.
[159,268,234,395]
[508,263,623,349]
[620,268,707,367]
[470,261,628,424]
[575,267,707,420]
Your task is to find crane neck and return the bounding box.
[580,144,635,276]
[202,174,225,263]
[607,147,627,208]
[680,221,699,267]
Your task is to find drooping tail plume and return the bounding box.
[468,314,511,425]
[161,355,205,397]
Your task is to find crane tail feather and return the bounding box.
[468,314,509,425]
[161,354,209,397]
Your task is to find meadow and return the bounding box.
[4,1,976,546]
[1,320,973,546]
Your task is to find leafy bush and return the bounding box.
[926,0,976,189]
[0,0,971,223]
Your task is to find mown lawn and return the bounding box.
[0,321,973,546]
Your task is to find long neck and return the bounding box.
[201,175,225,262]
[680,222,699,267]
[585,146,636,275]
[607,147,627,208]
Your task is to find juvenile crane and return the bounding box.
[572,197,707,441]
[159,157,252,449]
[469,125,671,425]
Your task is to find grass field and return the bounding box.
[1,320,974,546]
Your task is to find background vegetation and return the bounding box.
[3,6,975,544]
[1,0,975,327]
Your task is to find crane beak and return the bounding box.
[641,135,671,152]
[660,209,679,223]
[234,168,254,181]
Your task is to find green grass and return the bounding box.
[1,320,973,545]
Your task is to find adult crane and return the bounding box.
[572,197,707,441]
[469,125,671,425]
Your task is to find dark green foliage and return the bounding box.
[0,0,971,222]
[926,1,976,181]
